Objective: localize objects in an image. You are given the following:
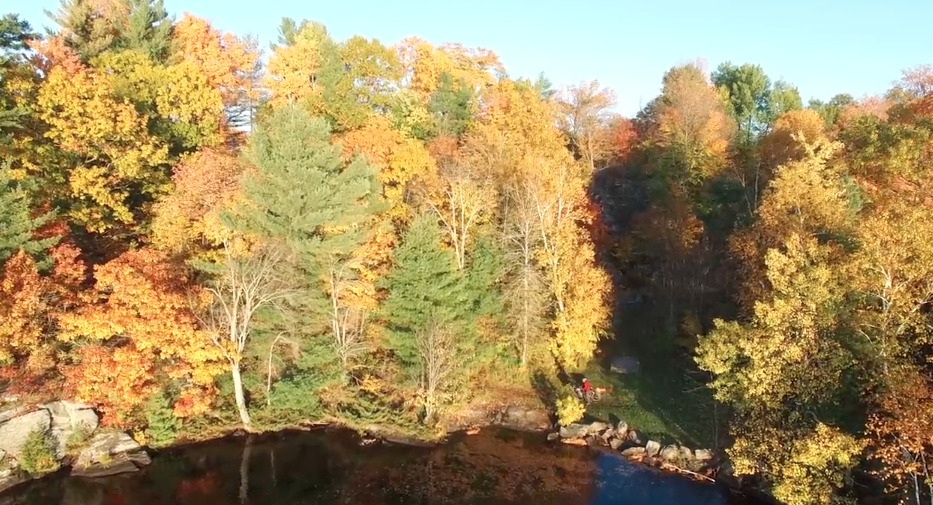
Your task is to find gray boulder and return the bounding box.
[645,440,661,457]
[502,406,551,431]
[615,420,629,438]
[559,423,588,439]
[0,406,26,424]
[660,445,681,462]
[0,465,28,495]
[72,431,150,479]
[621,446,646,458]
[610,356,640,374]
[546,432,559,442]
[44,401,99,458]
[679,445,694,461]
[694,448,714,461]
[0,410,51,458]
[586,421,609,435]
[627,429,644,445]
[609,437,624,450]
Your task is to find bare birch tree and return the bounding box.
[502,181,548,366]
[423,161,496,270]
[327,262,370,373]
[199,239,297,430]
[559,80,617,172]
[416,315,460,422]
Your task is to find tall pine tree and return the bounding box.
[228,104,385,325]
[380,213,488,420]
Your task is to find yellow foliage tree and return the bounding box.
[263,22,332,108]
[37,65,169,231]
[760,109,828,169]
[731,138,853,310]
[465,78,611,370]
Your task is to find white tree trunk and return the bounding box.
[231,362,251,429]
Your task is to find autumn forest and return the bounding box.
[2,1,933,504]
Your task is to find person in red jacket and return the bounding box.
[581,377,592,403]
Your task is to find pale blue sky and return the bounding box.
[12,0,933,116]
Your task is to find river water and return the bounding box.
[1,427,756,505]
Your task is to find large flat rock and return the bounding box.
[0,410,51,458]
[72,431,149,479]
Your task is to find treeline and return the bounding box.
[0,3,611,446]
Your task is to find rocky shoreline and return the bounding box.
[550,421,721,479]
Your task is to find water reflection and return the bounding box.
[589,451,732,505]
[1,427,752,505]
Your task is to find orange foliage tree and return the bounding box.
[172,13,260,127]
[57,248,224,425]
[150,147,246,260]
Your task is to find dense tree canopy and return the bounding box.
[1,4,932,504]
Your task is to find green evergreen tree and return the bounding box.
[47,0,172,63]
[227,103,385,324]
[379,213,468,369]
[428,72,474,138]
[379,213,477,420]
[47,0,119,61]
[462,233,505,325]
[0,172,57,266]
[119,0,173,62]
[143,393,181,448]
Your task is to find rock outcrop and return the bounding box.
[72,432,151,478]
[0,400,150,495]
[45,401,98,459]
[0,410,51,458]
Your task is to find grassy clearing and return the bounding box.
[578,354,724,449]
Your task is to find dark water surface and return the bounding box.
[1,427,755,505]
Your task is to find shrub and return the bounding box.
[144,394,181,449]
[64,423,93,456]
[555,395,585,426]
[19,427,60,475]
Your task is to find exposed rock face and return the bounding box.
[0,466,28,495]
[585,422,609,435]
[0,410,51,458]
[45,401,99,459]
[72,431,151,478]
[443,404,551,433]
[501,406,551,431]
[0,400,150,493]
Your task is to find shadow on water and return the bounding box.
[1,427,758,505]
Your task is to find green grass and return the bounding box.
[579,354,725,449]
